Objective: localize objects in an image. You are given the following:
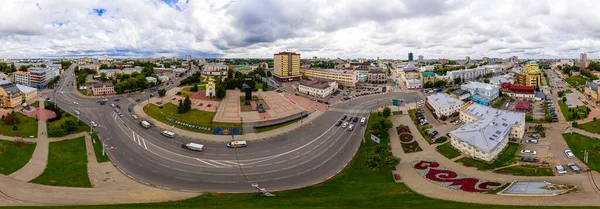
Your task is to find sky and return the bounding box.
[0,0,599,59]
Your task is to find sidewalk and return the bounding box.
[9,97,49,182]
[134,102,324,143]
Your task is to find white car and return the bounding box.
[348,124,355,131]
[74,110,80,115]
[526,139,539,144]
[555,165,567,174]
[565,150,575,158]
[521,150,537,155]
[90,121,98,127]
[342,122,349,128]
[73,101,79,105]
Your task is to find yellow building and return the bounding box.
[273,52,301,82]
[301,68,357,86]
[421,72,436,84]
[205,77,216,97]
[0,82,23,108]
[518,64,541,87]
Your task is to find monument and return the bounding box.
[242,83,252,101]
[205,77,216,97]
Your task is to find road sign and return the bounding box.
[392,98,405,107]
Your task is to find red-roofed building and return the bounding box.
[515,101,532,111]
[500,83,535,99]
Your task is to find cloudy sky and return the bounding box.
[0,0,598,59]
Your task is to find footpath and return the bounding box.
[133,102,324,143]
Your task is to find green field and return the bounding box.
[30,136,91,187]
[436,143,461,159]
[456,143,519,170]
[563,133,600,173]
[0,113,38,138]
[496,165,554,176]
[579,119,600,133]
[558,100,589,121]
[565,75,587,86]
[0,139,36,175]
[143,103,241,134]
[182,84,207,92]
[91,132,110,163]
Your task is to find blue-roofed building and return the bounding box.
[461,82,499,106]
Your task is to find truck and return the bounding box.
[140,120,151,129]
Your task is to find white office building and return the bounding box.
[449,103,525,162]
[298,80,338,98]
[426,93,465,118]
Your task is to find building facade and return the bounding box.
[91,82,115,96]
[301,68,357,87]
[584,83,600,102]
[202,63,229,76]
[446,66,494,82]
[14,67,59,89]
[16,84,37,103]
[421,71,436,84]
[517,64,541,87]
[0,82,23,108]
[273,52,301,82]
[500,83,535,99]
[298,80,338,98]
[449,103,525,162]
[461,82,499,106]
[426,93,465,119]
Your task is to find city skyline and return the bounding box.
[0,0,599,59]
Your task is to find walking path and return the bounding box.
[134,102,324,143]
[9,97,49,182]
[389,114,600,206]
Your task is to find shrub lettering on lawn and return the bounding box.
[412,160,505,193]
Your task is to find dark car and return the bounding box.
[429,130,439,138]
[128,107,132,112]
[519,157,539,163]
[335,120,343,126]
[347,117,353,122]
[352,117,359,123]
[114,98,120,101]
[341,115,347,120]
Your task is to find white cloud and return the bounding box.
[0,0,599,59]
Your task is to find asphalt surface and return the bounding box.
[51,64,420,192]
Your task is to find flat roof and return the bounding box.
[303,68,354,75]
[427,93,464,109]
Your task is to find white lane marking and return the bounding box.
[131,131,136,142]
[223,160,244,166]
[136,134,142,146]
[208,160,233,167]
[141,136,148,149]
[195,158,220,168]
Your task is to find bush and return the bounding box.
[572,122,579,128]
[434,137,447,144]
[385,155,401,167]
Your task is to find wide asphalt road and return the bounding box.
[51,64,420,192]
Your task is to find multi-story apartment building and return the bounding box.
[298,80,338,98]
[461,82,499,106]
[202,63,228,76]
[14,71,30,86]
[425,93,465,119]
[301,68,357,87]
[421,71,436,84]
[16,84,37,103]
[517,63,541,87]
[273,52,301,82]
[449,103,525,162]
[92,82,115,96]
[0,81,23,108]
[14,67,59,89]
[446,66,494,82]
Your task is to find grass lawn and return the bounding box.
[47,110,90,137]
[563,133,600,173]
[579,119,600,133]
[492,97,505,108]
[558,100,589,121]
[4,123,582,208]
[91,132,110,163]
[456,143,520,170]
[565,75,587,87]
[436,143,461,159]
[392,111,403,115]
[182,84,207,92]
[255,117,303,133]
[0,113,38,138]
[0,139,36,175]
[143,103,241,134]
[30,136,91,187]
[564,89,573,94]
[496,165,554,176]
[31,101,39,107]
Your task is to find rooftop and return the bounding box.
[427,93,464,109]
[450,103,524,153]
[462,82,496,91]
[303,68,354,74]
[300,80,334,89]
[451,89,470,96]
[16,84,36,94]
[422,71,436,77]
[92,82,114,88]
[0,82,20,95]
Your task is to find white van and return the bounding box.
[182,143,203,151]
[140,121,151,129]
[360,117,367,125]
[161,130,175,138]
[227,141,248,148]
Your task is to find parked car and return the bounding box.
[348,124,355,131]
[565,150,575,158]
[347,117,353,122]
[555,165,568,174]
[567,163,581,173]
[529,134,540,139]
[342,122,349,128]
[520,150,537,155]
[135,99,141,102]
[341,115,347,120]
[519,157,539,163]
[90,121,98,127]
[429,130,438,138]
[114,98,120,101]
[526,139,539,144]
[335,120,343,126]
[352,117,358,123]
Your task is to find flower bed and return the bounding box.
[399,133,414,142]
[412,160,506,193]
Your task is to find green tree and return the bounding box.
[382,107,391,118]
[216,84,226,98]
[453,77,462,85]
[183,96,192,112]
[423,81,434,88]
[525,113,533,122]
[572,122,579,128]
[158,89,166,97]
[18,65,28,72]
[433,80,447,88]
[190,83,199,92]
[61,119,78,132]
[562,97,567,103]
[266,71,272,77]
[484,78,490,83]
[177,100,185,114]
